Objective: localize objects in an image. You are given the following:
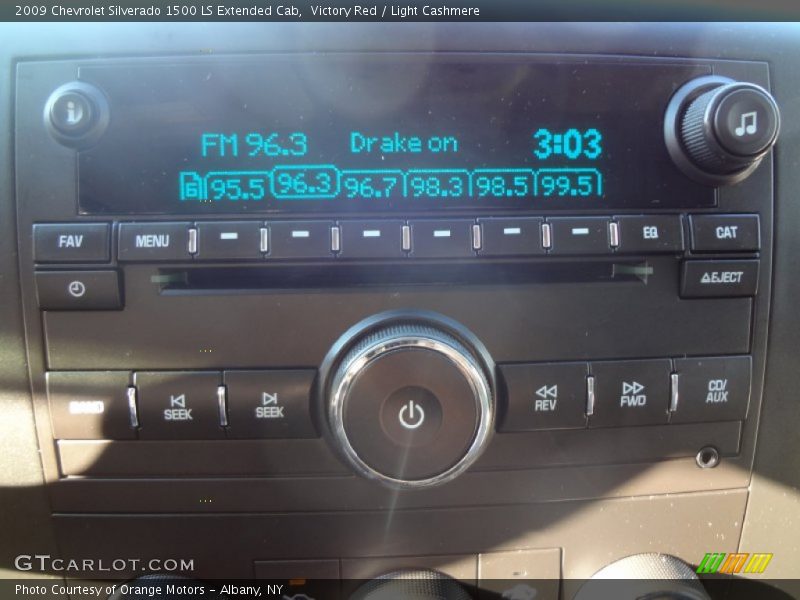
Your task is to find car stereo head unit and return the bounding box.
[15,52,775,509]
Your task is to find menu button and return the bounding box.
[118,222,192,262]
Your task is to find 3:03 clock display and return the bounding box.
[533,128,603,160]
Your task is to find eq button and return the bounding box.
[615,215,685,254]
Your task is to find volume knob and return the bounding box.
[665,76,780,185]
[322,315,494,489]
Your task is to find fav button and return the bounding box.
[118,222,192,262]
[498,362,588,431]
[689,214,760,252]
[134,371,223,440]
[35,270,122,310]
[223,370,317,439]
[672,356,751,423]
[589,359,671,427]
[33,223,110,263]
[681,259,759,298]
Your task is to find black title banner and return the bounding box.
[4,0,800,21]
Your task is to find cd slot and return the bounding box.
[156,260,650,293]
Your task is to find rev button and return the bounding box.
[134,371,224,440]
[499,362,588,431]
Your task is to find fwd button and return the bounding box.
[590,359,671,427]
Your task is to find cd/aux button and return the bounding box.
[671,356,751,423]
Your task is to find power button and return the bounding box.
[380,386,443,447]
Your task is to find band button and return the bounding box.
[47,371,135,440]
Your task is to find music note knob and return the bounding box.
[665,76,780,185]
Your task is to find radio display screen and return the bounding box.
[77,57,714,214]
